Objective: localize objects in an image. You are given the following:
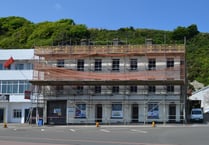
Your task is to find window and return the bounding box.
[112,59,120,71]
[147,103,159,119]
[15,64,24,70]
[180,59,184,65]
[130,85,137,93]
[77,86,83,95]
[148,58,156,70]
[77,59,84,71]
[19,80,30,94]
[0,64,3,70]
[167,85,174,93]
[26,63,33,70]
[112,104,123,118]
[56,85,64,95]
[130,59,137,70]
[167,58,174,68]
[148,85,155,93]
[75,104,86,118]
[13,109,22,118]
[12,81,18,93]
[95,86,101,94]
[57,60,64,67]
[94,59,102,71]
[1,80,29,94]
[112,86,119,94]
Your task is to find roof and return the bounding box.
[0,49,34,60]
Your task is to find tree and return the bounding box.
[172,26,188,41]
[187,24,199,39]
[172,24,199,41]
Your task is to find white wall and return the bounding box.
[0,70,33,80]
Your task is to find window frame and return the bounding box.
[94,59,102,71]
[95,85,101,94]
[130,85,137,93]
[13,109,22,118]
[77,85,84,95]
[130,59,138,71]
[167,58,174,68]
[77,59,84,71]
[112,59,120,71]
[15,64,24,70]
[148,58,156,70]
[167,85,174,93]
[112,86,119,94]
[148,85,156,93]
[57,59,65,68]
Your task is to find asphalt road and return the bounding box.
[0,124,209,145]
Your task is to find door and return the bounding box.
[24,109,30,123]
[169,104,176,123]
[95,104,102,122]
[47,100,67,125]
[0,109,4,123]
[132,104,138,122]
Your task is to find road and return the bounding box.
[0,123,208,145]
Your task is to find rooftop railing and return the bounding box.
[35,44,185,55]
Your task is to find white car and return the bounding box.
[190,108,204,123]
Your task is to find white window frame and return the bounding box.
[13,109,22,118]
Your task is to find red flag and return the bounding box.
[4,57,14,68]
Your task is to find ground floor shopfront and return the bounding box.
[42,99,185,125]
[0,102,32,123]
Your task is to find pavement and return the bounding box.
[1,122,209,129]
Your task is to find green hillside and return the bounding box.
[0,16,209,86]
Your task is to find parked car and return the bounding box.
[190,108,204,123]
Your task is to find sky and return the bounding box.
[1,0,209,32]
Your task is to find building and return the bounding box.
[189,85,209,113]
[30,43,186,125]
[0,49,34,123]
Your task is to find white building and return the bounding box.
[189,86,209,113]
[0,49,34,123]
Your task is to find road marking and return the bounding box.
[100,129,110,132]
[130,129,147,133]
[70,129,76,132]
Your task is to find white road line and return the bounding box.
[100,129,110,132]
[130,129,147,133]
[70,129,76,132]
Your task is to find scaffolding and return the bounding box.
[30,44,186,125]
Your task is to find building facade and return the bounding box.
[31,44,186,125]
[0,49,33,123]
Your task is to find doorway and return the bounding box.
[24,109,29,123]
[47,100,67,125]
[0,108,4,123]
[95,104,102,122]
[132,104,138,122]
[169,104,176,123]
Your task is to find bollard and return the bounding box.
[152,121,156,127]
[96,121,99,127]
[3,122,7,128]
